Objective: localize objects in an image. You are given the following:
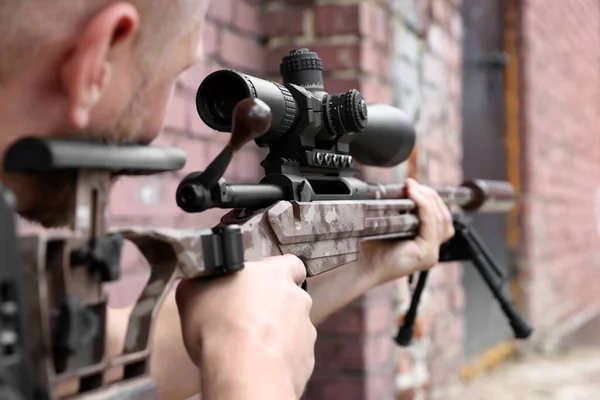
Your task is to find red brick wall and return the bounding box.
[519,0,600,341]
[262,1,465,400]
[391,1,465,399]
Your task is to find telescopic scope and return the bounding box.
[195,49,416,168]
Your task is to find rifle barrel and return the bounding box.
[366,179,516,213]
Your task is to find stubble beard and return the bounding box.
[19,80,151,229]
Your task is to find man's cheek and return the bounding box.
[141,85,175,143]
[160,82,178,128]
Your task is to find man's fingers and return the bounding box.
[406,179,437,241]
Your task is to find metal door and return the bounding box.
[460,0,513,360]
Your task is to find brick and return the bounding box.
[319,377,365,400]
[116,241,147,275]
[315,4,360,37]
[444,36,461,72]
[397,350,414,375]
[426,156,446,185]
[265,44,304,75]
[109,175,180,219]
[519,0,600,331]
[359,79,391,104]
[207,0,234,24]
[233,0,261,35]
[178,62,209,93]
[151,130,180,147]
[431,0,451,30]
[201,21,219,58]
[174,136,210,175]
[391,56,421,120]
[365,300,394,334]
[359,166,398,184]
[450,12,462,40]
[314,335,364,371]
[220,31,264,72]
[427,24,445,57]
[322,78,361,95]
[430,288,451,316]
[174,208,227,229]
[359,3,389,47]
[364,334,396,371]
[394,23,421,64]
[262,9,306,37]
[365,372,397,400]
[361,44,389,79]
[398,387,416,400]
[319,307,364,335]
[422,53,445,88]
[229,149,265,182]
[309,44,361,72]
[392,0,428,34]
[205,138,229,166]
[163,91,188,131]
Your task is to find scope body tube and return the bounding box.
[196,70,417,168]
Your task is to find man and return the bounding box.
[0,1,455,399]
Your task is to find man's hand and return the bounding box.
[358,178,455,284]
[175,255,316,400]
[306,178,455,324]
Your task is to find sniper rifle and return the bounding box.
[173,48,533,345]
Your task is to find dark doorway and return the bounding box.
[460,0,513,360]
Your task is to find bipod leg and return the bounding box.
[394,271,429,347]
[445,215,533,339]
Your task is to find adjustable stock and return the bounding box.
[4,138,186,399]
[0,185,34,400]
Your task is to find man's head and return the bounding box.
[0,0,210,227]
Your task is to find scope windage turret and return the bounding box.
[195,48,416,168]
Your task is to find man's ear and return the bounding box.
[60,3,140,130]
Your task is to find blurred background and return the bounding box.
[103,0,600,399]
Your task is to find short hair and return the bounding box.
[0,0,209,83]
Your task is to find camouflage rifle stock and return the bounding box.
[3,138,186,399]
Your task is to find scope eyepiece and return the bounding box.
[196,70,254,132]
[196,70,299,137]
